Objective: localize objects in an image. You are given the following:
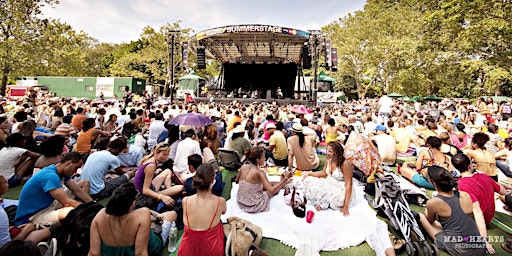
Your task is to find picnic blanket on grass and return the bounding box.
[222,181,391,255]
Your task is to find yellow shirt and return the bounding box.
[394,128,413,153]
[269,131,288,160]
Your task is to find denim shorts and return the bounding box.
[8,173,21,187]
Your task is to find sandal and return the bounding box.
[502,240,512,253]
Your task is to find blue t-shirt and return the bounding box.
[80,151,120,194]
[117,145,143,168]
[15,165,62,225]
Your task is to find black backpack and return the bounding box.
[58,201,104,256]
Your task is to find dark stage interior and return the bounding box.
[223,63,297,98]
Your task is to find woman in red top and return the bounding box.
[178,164,226,256]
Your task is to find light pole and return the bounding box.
[309,30,321,106]
[166,30,180,100]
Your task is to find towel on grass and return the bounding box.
[222,181,392,255]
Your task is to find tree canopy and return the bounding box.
[1,0,510,99]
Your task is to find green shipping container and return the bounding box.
[16,76,145,99]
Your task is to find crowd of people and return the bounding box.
[0,88,511,255]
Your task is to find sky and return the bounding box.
[40,0,367,44]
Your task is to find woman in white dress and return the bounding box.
[303,141,355,215]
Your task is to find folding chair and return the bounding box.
[218,148,242,170]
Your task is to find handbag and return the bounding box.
[223,217,263,256]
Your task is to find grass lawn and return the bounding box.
[4,154,512,255]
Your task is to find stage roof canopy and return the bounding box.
[194,24,310,65]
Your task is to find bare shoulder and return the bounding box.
[130,207,151,222]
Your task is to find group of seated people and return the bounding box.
[0,96,512,256]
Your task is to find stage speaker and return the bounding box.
[266,90,272,99]
[331,48,338,72]
[324,40,332,70]
[302,45,311,69]
[197,48,206,69]
[182,42,189,69]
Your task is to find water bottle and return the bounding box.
[168,221,178,252]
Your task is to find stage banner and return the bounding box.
[196,24,310,40]
[96,77,115,97]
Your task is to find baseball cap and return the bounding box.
[375,125,387,131]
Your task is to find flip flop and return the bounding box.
[502,240,512,253]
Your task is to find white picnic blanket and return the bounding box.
[222,180,391,255]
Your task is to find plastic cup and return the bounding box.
[306,210,315,223]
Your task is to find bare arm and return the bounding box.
[49,188,81,208]
[341,161,353,216]
[473,202,495,254]
[415,151,426,171]
[88,213,102,256]
[258,170,291,196]
[65,179,93,203]
[134,209,151,256]
[425,200,438,223]
[22,150,41,159]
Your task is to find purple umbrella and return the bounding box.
[168,112,212,126]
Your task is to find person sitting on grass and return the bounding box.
[178,164,226,256]
[184,154,224,197]
[133,142,184,210]
[418,166,486,256]
[0,175,51,248]
[453,153,508,254]
[14,152,92,229]
[399,136,456,190]
[34,135,66,172]
[0,133,41,187]
[79,137,136,200]
[236,147,293,213]
[89,183,177,256]
[466,132,498,181]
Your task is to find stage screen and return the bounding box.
[223,63,297,98]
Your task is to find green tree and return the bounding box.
[0,0,58,95]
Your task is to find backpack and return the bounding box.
[58,201,104,256]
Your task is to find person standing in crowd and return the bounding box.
[378,93,393,125]
[178,164,226,256]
